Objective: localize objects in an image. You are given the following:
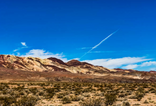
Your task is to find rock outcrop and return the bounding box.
[0,55,110,75]
[0,55,156,81]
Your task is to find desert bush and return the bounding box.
[123,101,130,106]
[118,93,126,98]
[135,91,144,101]
[0,85,5,90]
[38,91,44,96]
[57,92,69,98]
[145,90,149,93]
[133,103,140,106]
[10,91,21,98]
[44,88,55,99]
[82,88,92,93]
[14,86,24,92]
[94,92,104,96]
[0,96,16,106]
[105,93,117,106]
[71,95,82,101]
[129,95,136,99]
[79,98,104,106]
[126,91,132,95]
[75,87,82,95]
[15,96,39,106]
[29,88,38,95]
[82,93,90,97]
[149,87,155,91]
[144,100,149,104]
[137,87,144,93]
[97,87,105,92]
[2,90,7,95]
[19,91,25,96]
[142,83,149,88]
[62,96,71,104]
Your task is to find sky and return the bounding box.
[0,0,156,71]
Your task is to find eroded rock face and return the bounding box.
[47,57,66,65]
[0,55,110,75]
[0,55,156,80]
[0,55,67,72]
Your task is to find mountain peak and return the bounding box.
[47,57,66,65]
[66,59,83,66]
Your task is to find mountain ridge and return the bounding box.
[0,55,156,82]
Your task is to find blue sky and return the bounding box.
[0,0,156,71]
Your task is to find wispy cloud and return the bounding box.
[88,51,115,53]
[21,42,27,47]
[13,43,68,62]
[150,68,156,71]
[79,47,92,50]
[122,64,138,69]
[83,57,150,69]
[80,30,118,59]
[20,49,68,62]
[140,61,156,67]
[11,43,156,71]
[13,42,28,52]
[122,61,156,71]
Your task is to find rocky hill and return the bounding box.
[0,55,156,82]
[0,55,111,74]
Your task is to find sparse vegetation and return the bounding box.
[79,97,104,106]
[0,82,156,105]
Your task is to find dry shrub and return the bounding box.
[15,96,39,106]
[0,96,16,106]
[82,93,90,97]
[123,101,130,106]
[135,92,144,101]
[62,96,71,104]
[105,93,117,106]
[79,97,104,106]
[71,95,83,101]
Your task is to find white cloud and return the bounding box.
[150,68,156,71]
[73,58,80,60]
[83,57,150,69]
[21,42,27,47]
[121,61,156,70]
[122,64,138,69]
[13,43,68,62]
[13,49,18,52]
[79,47,92,50]
[89,51,115,53]
[21,49,68,62]
[13,42,28,52]
[141,61,156,67]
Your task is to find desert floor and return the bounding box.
[0,82,156,106]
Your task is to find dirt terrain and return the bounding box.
[0,82,156,106]
[0,55,156,106]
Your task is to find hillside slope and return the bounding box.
[0,55,156,82]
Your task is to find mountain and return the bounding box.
[0,55,110,74]
[0,55,156,82]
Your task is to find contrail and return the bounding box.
[80,29,119,59]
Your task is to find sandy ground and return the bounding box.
[35,93,156,106]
